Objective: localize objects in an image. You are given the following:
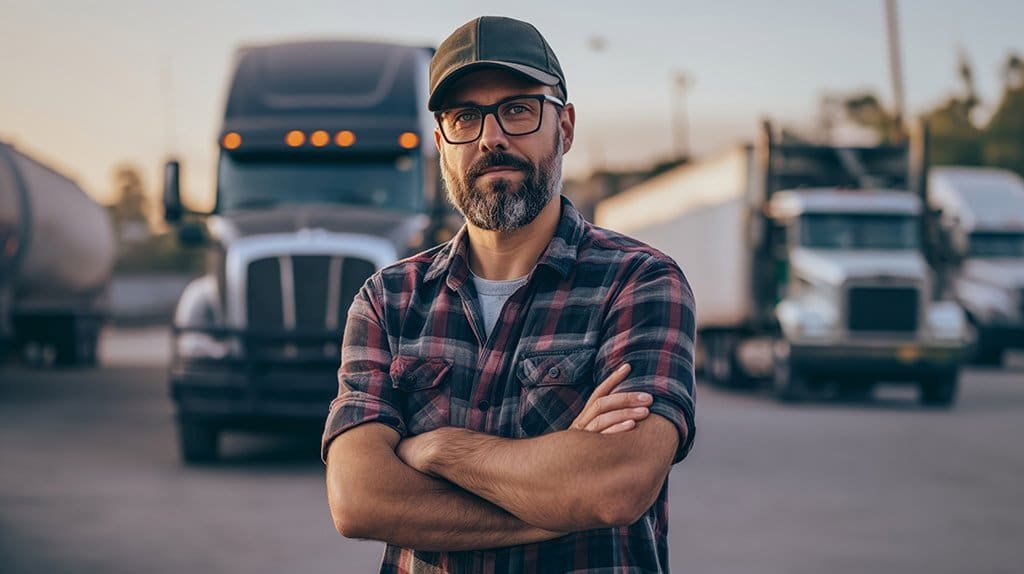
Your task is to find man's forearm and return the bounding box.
[326,423,563,551]
[421,417,679,532]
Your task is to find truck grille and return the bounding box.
[847,286,918,333]
[246,255,376,357]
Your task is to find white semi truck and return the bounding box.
[595,123,971,405]
[926,167,1024,366]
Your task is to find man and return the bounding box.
[322,16,696,573]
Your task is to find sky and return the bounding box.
[1,0,1022,211]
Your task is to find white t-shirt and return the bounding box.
[470,270,530,339]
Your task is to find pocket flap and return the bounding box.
[390,356,453,391]
[518,348,595,388]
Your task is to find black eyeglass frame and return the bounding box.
[434,94,566,145]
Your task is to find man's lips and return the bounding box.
[479,166,521,175]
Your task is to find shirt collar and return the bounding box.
[423,195,586,289]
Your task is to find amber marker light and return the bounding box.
[335,130,356,147]
[285,130,306,147]
[310,130,330,147]
[398,132,419,149]
[222,132,242,150]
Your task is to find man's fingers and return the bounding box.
[598,419,630,431]
[570,363,632,431]
[591,363,631,401]
[591,391,652,415]
[585,406,649,433]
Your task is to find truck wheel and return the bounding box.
[705,332,750,388]
[772,353,805,402]
[972,345,1003,367]
[178,418,219,464]
[920,372,958,408]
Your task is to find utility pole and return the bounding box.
[671,71,693,161]
[884,0,906,142]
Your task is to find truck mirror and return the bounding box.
[164,160,183,223]
[177,221,206,247]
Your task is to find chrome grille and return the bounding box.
[847,286,918,332]
[245,255,376,357]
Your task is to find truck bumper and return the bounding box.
[788,339,967,381]
[169,358,337,428]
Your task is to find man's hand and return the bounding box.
[571,363,651,434]
[396,428,444,475]
[397,362,648,474]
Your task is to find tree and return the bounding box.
[982,52,1024,176]
[923,51,983,166]
[110,164,150,225]
[842,92,899,143]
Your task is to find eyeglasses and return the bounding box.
[435,94,565,145]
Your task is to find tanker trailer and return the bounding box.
[0,140,116,366]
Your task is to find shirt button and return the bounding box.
[547,367,561,379]
[477,400,490,412]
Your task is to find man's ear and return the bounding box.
[434,126,443,152]
[559,103,576,154]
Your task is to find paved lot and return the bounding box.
[1,326,1022,573]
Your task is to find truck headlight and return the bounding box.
[927,302,967,340]
[176,332,230,359]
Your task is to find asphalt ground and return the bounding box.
[1,326,1022,573]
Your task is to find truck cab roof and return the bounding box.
[928,167,1024,233]
[769,188,921,219]
[224,39,431,133]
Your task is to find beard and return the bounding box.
[441,128,563,232]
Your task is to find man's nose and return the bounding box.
[478,113,509,152]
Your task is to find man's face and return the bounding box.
[434,69,575,232]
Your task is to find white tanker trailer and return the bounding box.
[0,140,116,366]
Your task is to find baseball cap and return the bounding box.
[428,16,566,111]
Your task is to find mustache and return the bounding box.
[467,152,533,181]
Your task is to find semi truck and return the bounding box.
[926,167,1024,366]
[163,40,453,463]
[0,140,116,366]
[595,123,970,405]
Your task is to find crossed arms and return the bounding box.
[326,366,681,551]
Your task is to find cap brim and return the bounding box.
[428,60,561,110]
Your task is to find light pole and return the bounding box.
[671,71,693,161]
[587,35,608,174]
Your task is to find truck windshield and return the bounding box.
[800,214,918,250]
[217,152,423,213]
[969,232,1024,257]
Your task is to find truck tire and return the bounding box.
[919,371,958,408]
[772,353,805,402]
[178,418,219,464]
[704,331,751,388]
[972,344,1003,367]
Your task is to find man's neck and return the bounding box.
[466,195,561,281]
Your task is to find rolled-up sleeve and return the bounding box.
[321,276,404,463]
[595,257,697,463]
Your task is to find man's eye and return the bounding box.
[455,110,481,123]
[505,104,529,115]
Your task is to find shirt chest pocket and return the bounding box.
[390,356,453,436]
[517,347,596,437]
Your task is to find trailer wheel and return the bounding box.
[178,418,219,464]
[772,352,805,402]
[704,332,751,388]
[920,371,958,408]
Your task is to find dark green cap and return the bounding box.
[428,16,566,111]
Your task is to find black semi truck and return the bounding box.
[163,40,454,463]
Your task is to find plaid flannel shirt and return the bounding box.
[322,195,696,573]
